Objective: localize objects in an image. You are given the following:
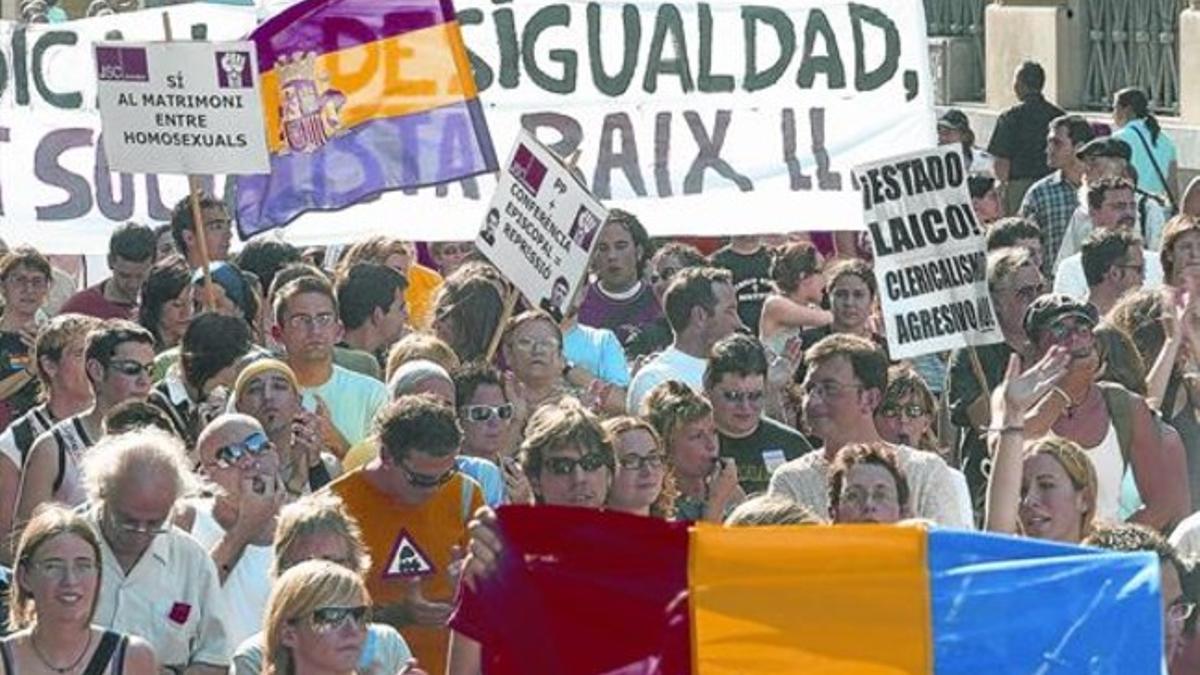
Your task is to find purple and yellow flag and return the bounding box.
[235,0,497,236]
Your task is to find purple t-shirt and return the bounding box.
[576,282,662,347]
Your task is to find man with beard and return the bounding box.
[1019,294,1187,528]
[233,358,337,495]
[1055,178,1164,298]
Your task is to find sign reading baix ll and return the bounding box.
[94,40,269,175]
[855,145,1001,360]
[477,129,608,321]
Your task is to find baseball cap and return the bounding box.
[938,109,971,133]
[1022,294,1099,342]
[1075,137,1132,162]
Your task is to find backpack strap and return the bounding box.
[13,417,35,466]
[81,631,121,675]
[51,426,67,494]
[1130,125,1177,210]
[1098,382,1134,466]
[0,639,14,675]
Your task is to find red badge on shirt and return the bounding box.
[168,602,191,624]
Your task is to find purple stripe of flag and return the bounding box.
[235,98,497,237]
[252,0,457,75]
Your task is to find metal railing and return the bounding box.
[1082,0,1186,114]
[924,0,990,101]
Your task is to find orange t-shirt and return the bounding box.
[328,468,482,675]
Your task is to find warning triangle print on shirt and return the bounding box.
[382,529,435,579]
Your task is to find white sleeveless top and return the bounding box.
[187,498,273,647]
[51,415,95,507]
[1081,423,1124,524]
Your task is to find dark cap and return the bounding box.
[938,109,971,133]
[1022,294,1099,342]
[968,175,996,200]
[1076,136,1132,162]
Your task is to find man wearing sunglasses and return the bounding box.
[85,429,230,675]
[704,334,811,495]
[1080,229,1146,316]
[15,320,155,531]
[1019,294,1187,529]
[945,247,1046,519]
[328,394,483,675]
[175,414,283,648]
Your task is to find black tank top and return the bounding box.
[0,630,127,675]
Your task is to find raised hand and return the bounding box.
[991,346,1070,423]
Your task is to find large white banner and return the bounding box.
[856,144,1003,360]
[1,0,935,252]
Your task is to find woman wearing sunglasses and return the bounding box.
[3,504,156,675]
[602,417,676,518]
[262,560,379,675]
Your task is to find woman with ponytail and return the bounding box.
[1113,87,1179,208]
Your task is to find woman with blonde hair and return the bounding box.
[262,561,372,675]
[2,504,155,675]
[232,494,418,675]
[602,417,677,518]
[985,348,1102,544]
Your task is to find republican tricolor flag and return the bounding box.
[235,0,497,236]
[452,506,1164,674]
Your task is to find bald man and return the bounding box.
[176,413,284,647]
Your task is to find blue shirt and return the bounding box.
[1115,119,1177,198]
[456,456,504,507]
[563,323,631,387]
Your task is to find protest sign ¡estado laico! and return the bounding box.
[855,144,1003,361]
[0,0,934,252]
[95,40,270,175]
[477,129,607,322]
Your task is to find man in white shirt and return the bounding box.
[627,267,745,412]
[767,334,970,528]
[1054,177,1162,298]
[84,429,230,675]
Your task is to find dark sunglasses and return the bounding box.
[214,432,271,469]
[400,460,458,489]
[544,452,610,476]
[880,404,928,420]
[461,403,514,423]
[307,605,371,633]
[107,359,154,378]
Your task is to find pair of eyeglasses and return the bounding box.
[512,337,559,353]
[1169,601,1196,623]
[303,605,371,633]
[544,452,610,476]
[1045,320,1093,342]
[1005,282,1046,303]
[617,453,666,471]
[285,313,337,331]
[438,244,472,257]
[29,559,98,581]
[461,404,514,423]
[840,488,898,508]
[107,359,154,378]
[5,274,48,290]
[105,506,173,536]
[718,389,765,405]
[400,460,458,489]
[214,432,271,469]
[879,404,928,420]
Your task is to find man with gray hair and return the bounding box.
[176,413,284,648]
[82,428,230,675]
[944,247,1046,520]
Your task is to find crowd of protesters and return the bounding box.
[0,59,1199,673]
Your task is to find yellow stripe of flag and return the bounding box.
[259,21,477,153]
[689,524,933,674]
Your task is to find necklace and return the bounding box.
[29,628,93,674]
